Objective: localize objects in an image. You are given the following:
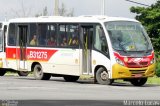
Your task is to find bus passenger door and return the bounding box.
[17,25,28,70]
[80,25,93,75]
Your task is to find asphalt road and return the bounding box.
[0,76,160,106]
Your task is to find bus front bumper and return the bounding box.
[112,63,156,79]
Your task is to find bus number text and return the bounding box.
[29,51,48,59]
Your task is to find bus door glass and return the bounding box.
[80,25,93,74]
[3,25,7,52]
[0,23,3,52]
[17,25,28,70]
[0,24,7,52]
[0,29,2,52]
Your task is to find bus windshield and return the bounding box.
[0,29,2,51]
[105,21,152,52]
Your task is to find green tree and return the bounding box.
[130,1,160,52]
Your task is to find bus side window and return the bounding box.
[58,24,79,48]
[8,23,16,46]
[94,25,109,55]
[29,23,37,46]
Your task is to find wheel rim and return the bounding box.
[100,71,109,81]
[35,66,43,77]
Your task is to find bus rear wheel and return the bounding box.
[17,71,29,76]
[0,69,6,76]
[63,75,79,82]
[96,67,114,85]
[130,78,147,86]
[33,64,51,80]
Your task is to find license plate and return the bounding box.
[134,74,142,78]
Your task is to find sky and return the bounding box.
[0,0,158,21]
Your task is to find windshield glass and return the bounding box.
[0,29,3,51]
[105,21,152,52]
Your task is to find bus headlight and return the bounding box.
[150,57,155,65]
[115,57,124,66]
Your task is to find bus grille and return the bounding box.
[130,70,146,76]
[127,62,148,68]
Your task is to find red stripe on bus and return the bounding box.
[6,47,58,61]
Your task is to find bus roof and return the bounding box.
[8,15,139,23]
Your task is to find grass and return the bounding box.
[5,71,18,76]
[111,76,160,85]
[5,71,33,77]
[147,76,160,85]
[80,75,94,80]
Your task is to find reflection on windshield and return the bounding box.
[105,21,152,52]
[0,30,3,51]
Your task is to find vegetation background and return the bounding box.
[130,0,160,77]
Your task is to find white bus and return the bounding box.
[0,21,8,76]
[4,16,155,86]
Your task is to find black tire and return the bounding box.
[96,67,114,85]
[63,75,79,82]
[0,69,6,76]
[33,64,51,80]
[17,71,29,76]
[130,78,147,86]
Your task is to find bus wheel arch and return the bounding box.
[31,62,40,72]
[32,62,51,80]
[0,69,6,76]
[94,66,114,85]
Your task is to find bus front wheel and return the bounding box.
[17,71,29,76]
[63,75,79,82]
[33,64,51,80]
[0,69,6,76]
[96,67,114,85]
[130,78,147,86]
